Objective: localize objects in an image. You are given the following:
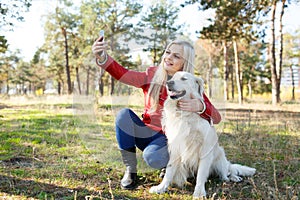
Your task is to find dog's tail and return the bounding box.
[228,163,256,182]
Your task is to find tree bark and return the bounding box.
[207,54,213,98]
[99,68,105,96]
[6,77,9,95]
[269,0,286,105]
[86,67,90,96]
[110,30,115,95]
[76,67,81,95]
[110,77,115,95]
[248,79,252,99]
[231,65,234,100]
[277,0,286,102]
[61,27,72,94]
[223,41,229,101]
[270,0,279,105]
[290,65,295,100]
[233,40,243,104]
[57,81,61,95]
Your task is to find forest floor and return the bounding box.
[0,95,299,200]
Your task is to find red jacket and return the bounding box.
[97,56,221,132]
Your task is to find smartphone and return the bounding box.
[98,30,105,56]
[99,30,104,41]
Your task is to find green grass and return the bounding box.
[0,99,299,200]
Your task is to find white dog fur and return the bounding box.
[149,71,256,198]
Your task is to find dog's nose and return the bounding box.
[167,80,174,88]
[167,81,174,86]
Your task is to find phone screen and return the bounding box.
[99,30,104,41]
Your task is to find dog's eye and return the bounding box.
[181,77,188,81]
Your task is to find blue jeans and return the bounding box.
[115,108,169,169]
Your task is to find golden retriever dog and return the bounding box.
[149,71,256,198]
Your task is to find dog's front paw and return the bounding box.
[229,174,243,182]
[149,184,167,194]
[192,190,206,199]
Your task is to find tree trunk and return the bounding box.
[62,27,72,94]
[231,65,234,100]
[99,80,104,96]
[61,80,65,94]
[86,67,90,96]
[270,0,280,105]
[233,40,243,104]
[99,68,105,96]
[58,81,61,95]
[248,66,254,99]
[277,0,286,102]
[223,41,229,101]
[248,79,252,99]
[6,77,9,95]
[110,30,115,95]
[110,77,115,95]
[76,67,81,95]
[207,54,213,98]
[290,65,295,100]
[153,38,157,65]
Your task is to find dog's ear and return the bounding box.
[195,77,204,98]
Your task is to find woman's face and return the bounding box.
[163,44,185,76]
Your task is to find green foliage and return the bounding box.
[0,0,299,100]
[0,36,8,53]
[77,0,143,95]
[184,0,276,102]
[0,50,21,93]
[43,0,80,94]
[283,32,300,71]
[185,0,269,42]
[239,40,269,95]
[0,0,32,52]
[0,0,32,27]
[134,1,182,65]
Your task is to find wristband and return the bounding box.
[196,98,206,115]
[96,53,108,66]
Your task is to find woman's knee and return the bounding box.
[115,108,134,135]
[115,108,132,126]
[115,108,134,147]
[143,146,169,169]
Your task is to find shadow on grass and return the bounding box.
[0,174,96,199]
[0,104,9,110]
[0,154,144,199]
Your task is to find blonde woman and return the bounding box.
[92,38,221,190]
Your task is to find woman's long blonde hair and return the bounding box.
[147,40,195,112]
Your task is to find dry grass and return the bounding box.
[0,95,299,200]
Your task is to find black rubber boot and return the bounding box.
[120,147,138,190]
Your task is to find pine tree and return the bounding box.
[135,1,182,65]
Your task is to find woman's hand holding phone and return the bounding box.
[92,30,108,65]
[98,30,105,57]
